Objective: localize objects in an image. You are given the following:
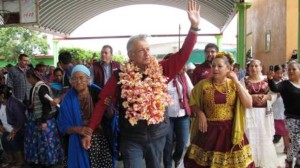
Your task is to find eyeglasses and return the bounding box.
[135,48,150,55]
[70,77,88,83]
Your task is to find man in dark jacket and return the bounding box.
[83,1,200,167]
[90,45,121,89]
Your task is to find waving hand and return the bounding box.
[188,0,201,29]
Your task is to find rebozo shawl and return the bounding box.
[232,97,245,148]
[189,79,245,147]
[56,88,90,168]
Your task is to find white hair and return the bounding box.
[126,34,149,52]
[288,60,300,69]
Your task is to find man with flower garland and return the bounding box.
[82,0,200,167]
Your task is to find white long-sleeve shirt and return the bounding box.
[167,73,193,117]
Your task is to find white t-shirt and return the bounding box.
[0,105,13,132]
[272,81,285,120]
[167,73,193,117]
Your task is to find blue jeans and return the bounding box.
[163,116,190,168]
[120,136,166,168]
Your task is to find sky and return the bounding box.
[50,4,237,56]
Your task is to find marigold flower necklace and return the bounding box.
[118,56,173,126]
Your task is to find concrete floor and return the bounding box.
[275,138,288,168]
[11,137,289,168]
[115,138,288,168]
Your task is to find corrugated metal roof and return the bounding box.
[29,0,237,36]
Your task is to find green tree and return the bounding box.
[89,52,126,65]
[59,47,93,64]
[59,47,126,65]
[112,54,126,65]
[0,27,50,62]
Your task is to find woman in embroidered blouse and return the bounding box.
[184,52,254,168]
[267,60,300,168]
[57,65,112,168]
[24,69,64,167]
[240,59,278,167]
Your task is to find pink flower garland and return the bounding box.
[118,57,173,126]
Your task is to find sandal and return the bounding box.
[1,163,10,168]
[1,161,16,168]
[11,166,22,168]
[1,162,16,168]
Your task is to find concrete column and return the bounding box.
[215,35,223,52]
[53,40,59,66]
[235,2,252,69]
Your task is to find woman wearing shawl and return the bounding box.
[241,59,278,167]
[24,69,64,167]
[184,52,255,167]
[57,65,112,168]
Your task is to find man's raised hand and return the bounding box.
[188,0,201,29]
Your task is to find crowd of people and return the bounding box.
[0,0,299,167]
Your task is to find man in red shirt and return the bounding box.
[192,43,218,85]
[82,1,200,167]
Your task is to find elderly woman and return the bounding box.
[241,59,278,167]
[268,60,300,168]
[24,69,64,167]
[185,52,254,167]
[57,65,112,168]
[0,85,26,168]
